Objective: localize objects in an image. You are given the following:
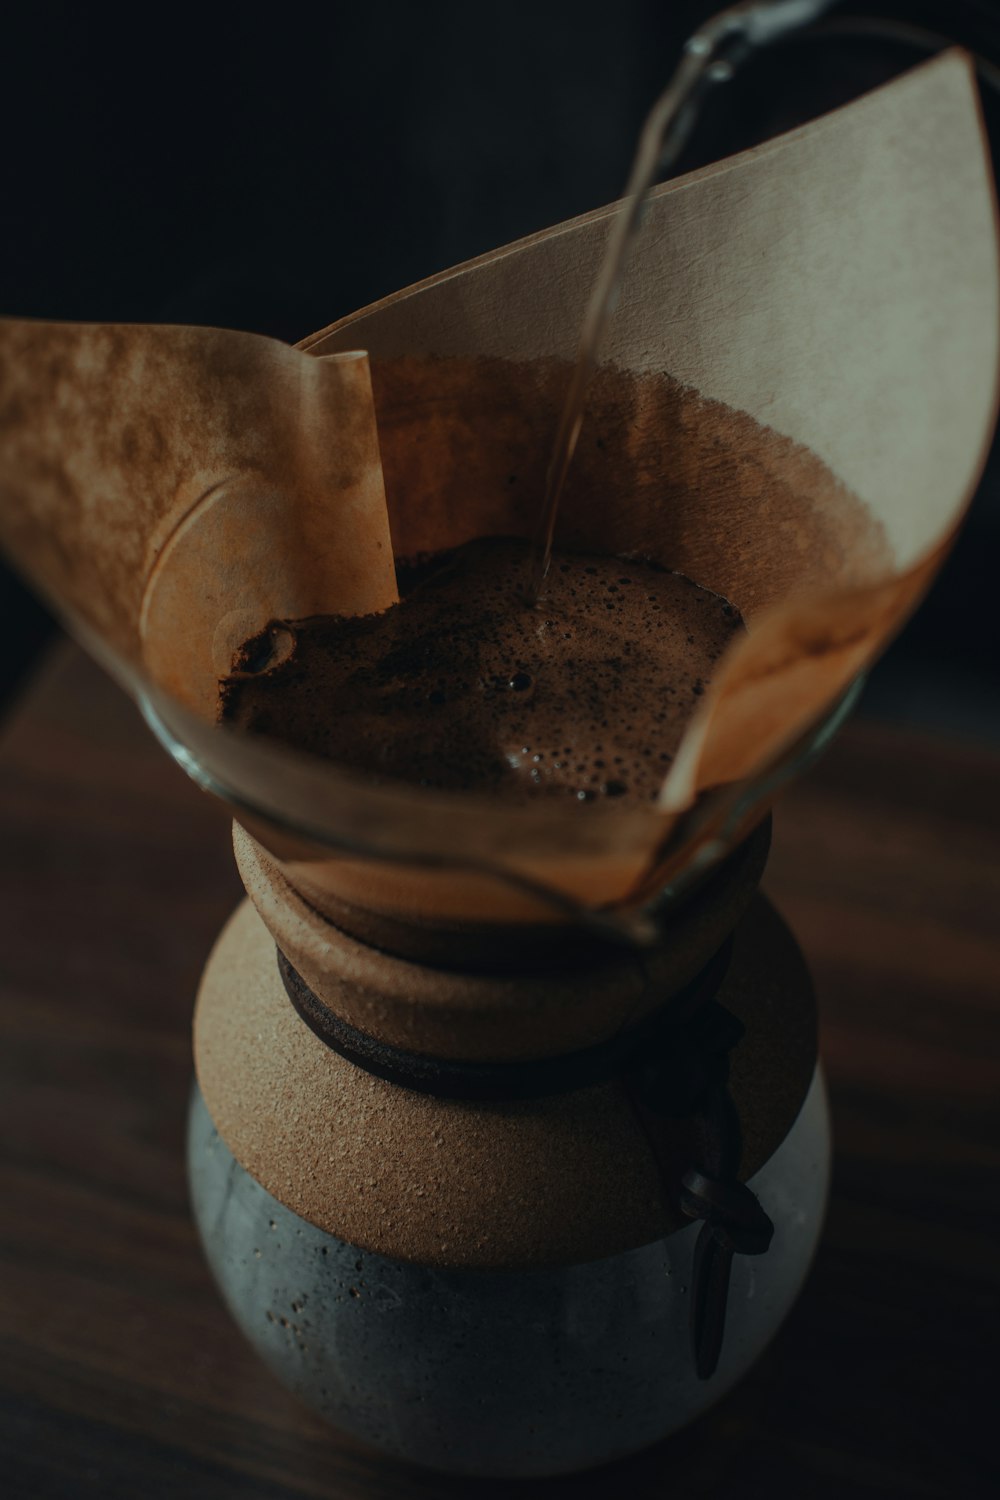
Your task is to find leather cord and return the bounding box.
[276,937,774,1378]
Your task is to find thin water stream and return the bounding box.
[526,0,839,604]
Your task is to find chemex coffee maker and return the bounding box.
[0,40,996,1478]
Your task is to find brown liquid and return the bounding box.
[219,538,742,806]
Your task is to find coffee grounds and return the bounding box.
[218,537,742,806]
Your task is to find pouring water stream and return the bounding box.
[526,0,840,604]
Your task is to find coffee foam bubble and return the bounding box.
[219,537,742,807]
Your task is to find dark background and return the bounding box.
[1,0,998,730]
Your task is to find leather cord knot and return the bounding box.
[625,987,774,1381]
[680,1170,775,1256]
[672,1087,776,1380]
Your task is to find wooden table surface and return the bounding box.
[1,643,997,1500]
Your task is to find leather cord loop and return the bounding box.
[276,939,735,1104]
[679,1170,774,1257]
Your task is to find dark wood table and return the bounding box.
[2,645,997,1499]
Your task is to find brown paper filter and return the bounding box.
[1,51,997,929]
[0,323,396,710]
